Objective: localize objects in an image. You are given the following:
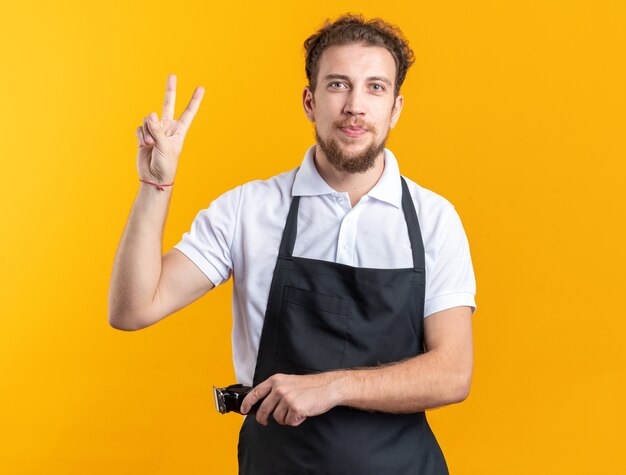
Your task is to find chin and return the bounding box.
[342,140,375,154]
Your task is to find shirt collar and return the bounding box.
[292,144,403,209]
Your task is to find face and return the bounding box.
[303,43,404,174]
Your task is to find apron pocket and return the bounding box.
[275,285,351,372]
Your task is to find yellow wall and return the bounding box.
[1,1,624,473]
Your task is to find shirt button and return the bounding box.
[337,196,343,202]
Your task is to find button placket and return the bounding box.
[336,205,361,265]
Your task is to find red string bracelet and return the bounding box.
[139,178,174,191]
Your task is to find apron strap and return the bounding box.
[400,176,426,269]
[278,194,300,257]
[279,176,425,270]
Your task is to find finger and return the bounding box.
[162,74,176,121]
[136,126,146,146]
[286,408,307,427]
[273,399,290,426]
[142,115,155,145]
[241,384,269,414]
[256,391,280,426]
[177,86,204,130]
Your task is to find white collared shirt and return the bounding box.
[174,145,477,386]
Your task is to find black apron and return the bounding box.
[238,176,449,475]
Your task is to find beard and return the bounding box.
[315,124,389,174]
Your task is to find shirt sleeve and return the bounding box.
[424,205,477,318]
[173,185,242,287]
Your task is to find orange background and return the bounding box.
[1,1,624,473]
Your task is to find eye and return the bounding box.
[371,83,385,92]
[329,82,346,89]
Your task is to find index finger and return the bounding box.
[162,74,177,121]
[177,86,205,129]
[241,384,269,414]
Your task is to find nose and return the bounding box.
[343,89,366,117]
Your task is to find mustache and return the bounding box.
[335,120,374,131]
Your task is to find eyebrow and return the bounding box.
[323,74,392,86]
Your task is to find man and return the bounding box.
[109,13,476,474]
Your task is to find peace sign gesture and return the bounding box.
[136,74,204,184]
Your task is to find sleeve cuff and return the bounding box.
[424,292,477,318]
[173,241,227,287]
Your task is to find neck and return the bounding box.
[313,145,386,200]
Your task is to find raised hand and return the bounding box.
[136,74,204,184]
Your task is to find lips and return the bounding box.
[339,126,368,137]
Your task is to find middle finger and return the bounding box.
[272,399,290,425]
[256,391,280,426]
[162,74,177,121]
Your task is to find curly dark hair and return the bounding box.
[304,13,416,98]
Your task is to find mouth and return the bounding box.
[339,126,368,138]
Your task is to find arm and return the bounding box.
[108,184,215,331]
[108,74,209,330]
[108,183,172,330]
[328,305,474,413]
[241,305,474,425]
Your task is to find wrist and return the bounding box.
[325,370,351,407]
[139,177,174,191]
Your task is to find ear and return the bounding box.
[389,94,404,129]
[302,86,315,122]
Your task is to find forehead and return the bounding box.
[317,43,396,81]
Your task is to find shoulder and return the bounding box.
[239,167,299,201]
[399,175,472,257]
[207,166,298,210]
[400,174,457,224]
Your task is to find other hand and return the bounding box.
[240,372,341,427]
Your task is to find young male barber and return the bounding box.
[109,13,477,475]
